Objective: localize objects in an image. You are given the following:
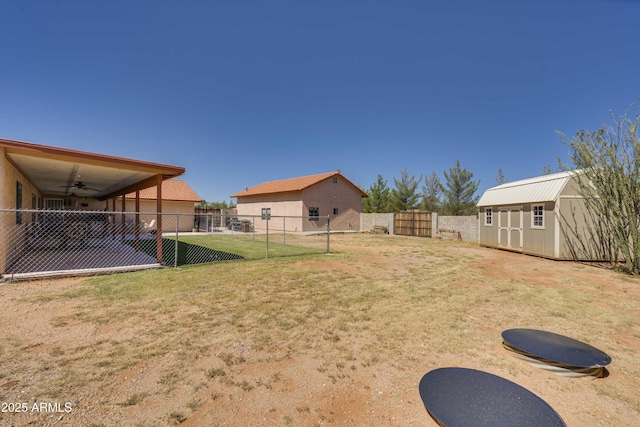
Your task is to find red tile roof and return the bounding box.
[231,171,368,198]
[125,179,202,202]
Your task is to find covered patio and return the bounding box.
[1,138,186,279]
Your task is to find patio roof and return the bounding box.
[1,138,185,201]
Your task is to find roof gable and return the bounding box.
[231,171,368,198]
[125,179,201,202]
[477,171,580,207]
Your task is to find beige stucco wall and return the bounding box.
[236,193,305,232]
[119,199,197,232]
[235,176,364,232]
[300,178,362,231]
[1,148,42,272]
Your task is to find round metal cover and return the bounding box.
[502,328,611,368]
[418,367,566,427]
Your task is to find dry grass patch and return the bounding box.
[1,234,639,426]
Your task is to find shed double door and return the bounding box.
[498,207,523,251]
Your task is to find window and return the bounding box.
[485,208,493,226]
[261,207,271,220]
[16,181,22,224]
[333,208,339,215]
[309,207,319,221]
[532,204,544,228]
[45,198,64,210]
[333,177,338,184]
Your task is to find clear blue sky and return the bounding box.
[1,0,638,204]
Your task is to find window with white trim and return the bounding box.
[485,208,493,226]
[532,204,544,228]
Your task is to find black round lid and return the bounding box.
[502,328,611,368]
[419,367,566,427]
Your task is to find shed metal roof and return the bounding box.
[477,171,579,207]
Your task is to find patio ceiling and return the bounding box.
[2,138,185,201]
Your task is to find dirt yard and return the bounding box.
[1,234,639,426]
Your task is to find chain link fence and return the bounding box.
[0,209,330,280]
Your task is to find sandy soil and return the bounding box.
[1,237,639,426]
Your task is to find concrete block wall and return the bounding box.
[360,213,395,234]
[434,214,478,242]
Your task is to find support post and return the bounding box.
[135,190,140,251]
[156,174,163,264]
[174,214,179,268]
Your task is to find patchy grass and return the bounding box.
[2,234,639,426]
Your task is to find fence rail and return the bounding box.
[0,209,330,280]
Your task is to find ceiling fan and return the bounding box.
[60,181,100,192]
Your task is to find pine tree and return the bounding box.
[495,168,506,186]
[390,167,422,211]
[363,174,391,213]
[420,171,441,212]
[440,159,480,215]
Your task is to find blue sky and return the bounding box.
[1,0,638,204]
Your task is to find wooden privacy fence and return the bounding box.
[394,211,432,237]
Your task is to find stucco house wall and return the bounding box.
[121,199,198,232]
[1,148,42,270]
[235,193,304,232]
[300,177,362,231]
[233,172,366,232]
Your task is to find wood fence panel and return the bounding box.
[394,211,432,237]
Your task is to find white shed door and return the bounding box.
[498,207,523,251]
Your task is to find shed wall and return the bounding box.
[557,197,608,261]
[479,202,558,258]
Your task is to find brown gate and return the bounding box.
[394,211,432,237]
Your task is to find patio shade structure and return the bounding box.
[1,138,186,265]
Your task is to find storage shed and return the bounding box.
[477,171,604,260]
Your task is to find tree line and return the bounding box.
[363,159,480,215]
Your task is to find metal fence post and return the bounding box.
[326,215,330,253]
[174,214,179,268]
[266,215,269,259]
[283,216,286,246]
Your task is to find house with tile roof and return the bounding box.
[231,171,368,232]
[121,179,202,232]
